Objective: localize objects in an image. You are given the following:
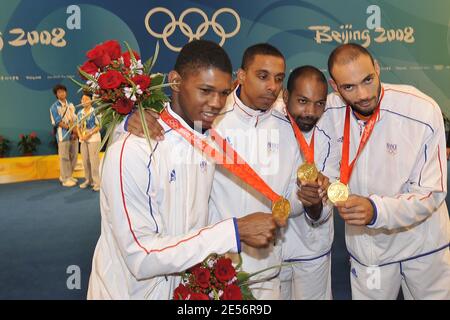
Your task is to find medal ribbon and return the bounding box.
[340,88,384,184]
[287,111,315,164]
[160,109,282,203]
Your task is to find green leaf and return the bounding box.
[141,84,170,113]
[69,76,90,90]
[148,41,160,72]
[148,82,173,91]
[236,253,243,271]
[78,67,97,83]
[98,113,120,153]
[143,57,153,75]
[240,284,256,300]
[138,103,155,155]
[212,288,220,300]
[124,41,138,66]
[236,271,250,284]
[150,73,165,87]
[99,108,115,129]
[98,113,123,178]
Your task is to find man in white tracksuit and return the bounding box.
[278,66,335,300]
[208,45,332,299]
[321,43,450,299]
[87,40,278,300]
[127,45,335,300]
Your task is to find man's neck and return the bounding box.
[353,111,372,121]
[300,128,314,135]
[237,86,264,112]
[58,99,67,105]
[170,99,201,133]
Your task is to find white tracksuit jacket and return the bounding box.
[320,83,450,266]
[208,87,332,296]
[87,105,240,299]
[282,127,335,262]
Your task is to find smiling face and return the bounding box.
[330,54,381,117]
[238,54,285,111]
[170,67,232,131]
[56,89,67,102]
[284,76,327,132]
[81,95,92,110]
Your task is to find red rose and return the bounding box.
[30,132,37,139]
[19,134,24,139]
[102,40,122,60]
[111,98,134,115]
[98,70,125,90]
[80,61,98,77]
[173,284,190,300]
[214,258,236,283]
[189,292,210,300]
[87,44,111,68]
[131,75,151,90]
[122,50,140,67]
[221,284,243,300]
[192,266,211,289]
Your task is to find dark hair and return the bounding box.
[328,43,375,79]
[82,90,93,98]
[52,84,67,96]
[174,40,232,77]
[240,43,285,70]
[287,65,327,93]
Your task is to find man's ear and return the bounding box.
[168,70,182,92]
[283,89,289,105]
[237,68,245,85]
[329,78,338,93]
[374,59,381,77]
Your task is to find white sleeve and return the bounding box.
[368,108,447,230]
[103,136,240,281]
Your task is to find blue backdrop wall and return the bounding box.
[1,0,449,156]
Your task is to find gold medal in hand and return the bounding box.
[297,162,319,183]
[272,197,291,225]
[327,181,349,204]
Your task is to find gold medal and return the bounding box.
[327,181,349,204]
[297,162,319,183]
[272,197,291,224]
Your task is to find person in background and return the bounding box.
[77,92,101,191]
[49,84,79,187]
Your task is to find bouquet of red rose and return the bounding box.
[71,39,170,151]
[173,254,258,300]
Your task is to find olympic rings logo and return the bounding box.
[145,7,241,52]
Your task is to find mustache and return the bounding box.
[261,94,277,100]
[355,96,376,105]
[296,115,318,124]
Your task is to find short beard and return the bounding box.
[347,83,382,117]
[350,103,375,117]
[296,117,317,132]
